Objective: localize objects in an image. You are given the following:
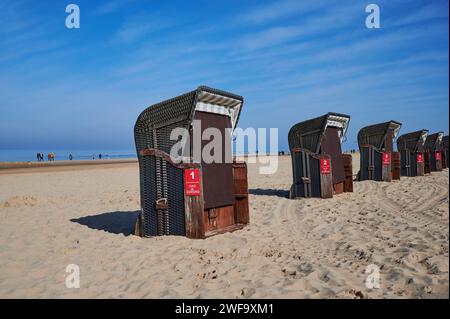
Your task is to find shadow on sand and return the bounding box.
[71,211,140,236]
[249,188,289,198]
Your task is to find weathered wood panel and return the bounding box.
[392,151,401,180]
[184,168,205,239]
[233,161,249,225]
[342,154,353,192]
[203,205,235,234]
[435,152,443,171]
[424,151,431,175]
[382,152,392,182]
[417,152,425,176]
[333,182,344,195]
[319,155,333,198]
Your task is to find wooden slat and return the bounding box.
[233,161,249,225]
[320,155,333,198]
[205,224,246,238]
[382,163,392,182]
[342,154,353,192]
[184,168,205,239]
[392,151,401,180]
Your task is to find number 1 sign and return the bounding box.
[184,168,201,196]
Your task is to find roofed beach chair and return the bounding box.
[396,129,428,177]
[134,86,249,238]
[424,132,444,173]
[288,112,352,199]
[357,120,402,182]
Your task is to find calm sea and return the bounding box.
[0,149,137,162]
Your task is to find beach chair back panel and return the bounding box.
[321,127,345,185]
[193,111,235,209]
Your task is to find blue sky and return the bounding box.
[0,0,448,151]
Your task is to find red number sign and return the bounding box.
[382,152,391,165]
[320,158,331,174]
[435,151,442,161]
[184,168,201,196]
[416,153,423,163]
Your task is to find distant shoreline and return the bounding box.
[0,152,358,174]
[0,158,138,174]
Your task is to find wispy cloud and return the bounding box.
[96,0,135,15]
[236,0,333,25]
[114,13,174,43]
[391,2,449,27]
[236,2,360,51]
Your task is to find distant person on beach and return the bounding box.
[69,154,73,161]
[99,153,102,160]
[36,153,41,162]
[92,154,95,160]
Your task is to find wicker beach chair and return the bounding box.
[357,120,402,182]
[396,129,428,177]
[288,112,352,199]
[424,132,444,173]
[134,86,249,238]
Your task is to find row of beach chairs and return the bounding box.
[133,86,449,238]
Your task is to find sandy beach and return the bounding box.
[0,155,448,299]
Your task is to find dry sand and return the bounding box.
[0,155,448,298]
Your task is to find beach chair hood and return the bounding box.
[357,120,402,152]
[288,112,350,154]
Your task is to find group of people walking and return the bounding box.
[35,152,105,162]
[36,153,55,162]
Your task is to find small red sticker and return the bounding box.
[435,151,441,161]
[184,168,201,196]
[382,152,391,165]
[416,153,423,163]
[320,158,331,174]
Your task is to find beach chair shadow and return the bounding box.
[71,211,140,236]
[249,188,289,198]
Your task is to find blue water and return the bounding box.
[0,149,137,162]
